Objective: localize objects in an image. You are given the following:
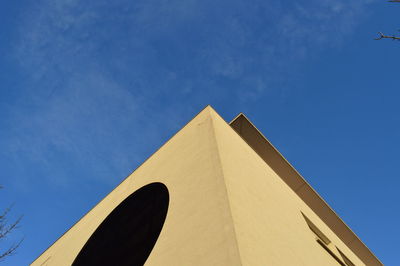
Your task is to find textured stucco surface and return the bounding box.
[32,106,378,266]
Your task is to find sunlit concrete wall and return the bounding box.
[32,106,379,266]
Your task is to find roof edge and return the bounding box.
[229,113,382,266]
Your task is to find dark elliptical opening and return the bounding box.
[73,182,169,266]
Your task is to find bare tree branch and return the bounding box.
[0,186,23,261]
[0,239,23,261]
[375,32,400,40]
[375,1,400,41]
[0,215,22,239]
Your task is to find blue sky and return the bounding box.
[0,0,399,264]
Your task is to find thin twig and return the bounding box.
[0,216,22,239]
[0,238,23,261]
[0,186,23,261]
[375,32,400,40]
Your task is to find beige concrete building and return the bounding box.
[32,106,382,266]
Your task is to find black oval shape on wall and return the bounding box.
[73,182,169,266]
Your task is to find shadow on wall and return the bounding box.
[73,182,169,266]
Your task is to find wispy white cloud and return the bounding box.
[6,74,142,186]
[15,0,374,88]
[278,0,373,50]
[6,0,374,187]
